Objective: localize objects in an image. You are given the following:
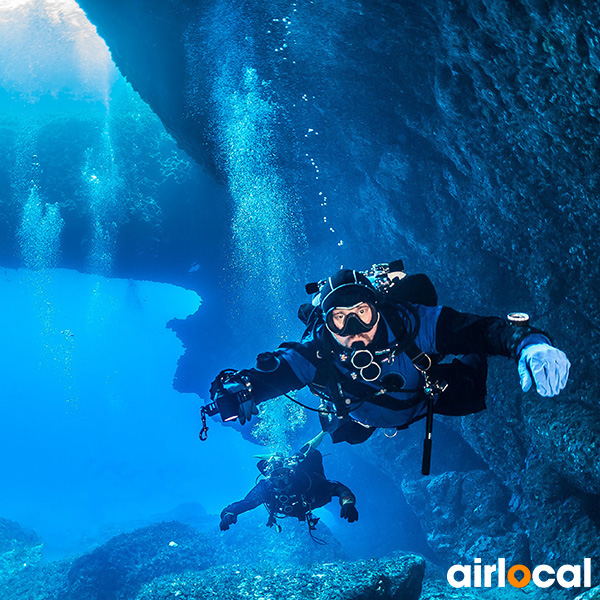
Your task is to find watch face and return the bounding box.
[507,312,530,325]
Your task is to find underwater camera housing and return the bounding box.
[204,370,252,422]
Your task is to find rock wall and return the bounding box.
[0,518,43,586]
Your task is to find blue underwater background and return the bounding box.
[0,1,599,599]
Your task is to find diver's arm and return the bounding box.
[329,481,356,504]
[220,480,269,528]
[329,481,358,522]
[220,347,316,404]
[211,345,318,424]
[435,307,570,396]
[434,307,551,359]
[210,347,313,424]
[238,360,306,404]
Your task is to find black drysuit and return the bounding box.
[220,450,355,525]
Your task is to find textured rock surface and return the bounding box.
[135,554,426,600]
[576,586,600,600]
[402,470,528,566]
[451,382,600,573]
[1,518,347,600]
[525,396,600,495]
[62,521,216,600]
[0,517,43,584]
[0,518,417,600]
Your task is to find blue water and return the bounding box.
[0,0,259,559]
[0,0,423,567]
[0,267,261,557]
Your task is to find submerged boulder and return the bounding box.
[0,517,56,600]
[135,554,426,600]
[2,516,346,600]
[0,517,43,582]
[62,518,344,599]
[402,470,528,566]
[63,521,217,600]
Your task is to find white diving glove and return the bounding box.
[518,343,570,397]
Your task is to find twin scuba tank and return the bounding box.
[303,261,528,328]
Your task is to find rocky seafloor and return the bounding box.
[0,513,597,600]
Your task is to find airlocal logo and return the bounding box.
[448,558,593,589]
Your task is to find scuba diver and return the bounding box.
[203,262,570,473]
[219,436,358,535]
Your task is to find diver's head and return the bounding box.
[268,466,294,488]
[320,269,380,348]
[257,453,299,487]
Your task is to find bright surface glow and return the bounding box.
[0,0,31,9]
[0,0,117,102]
[0,0,78,14]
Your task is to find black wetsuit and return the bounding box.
[220,450,355,525]
[228,303,550,443]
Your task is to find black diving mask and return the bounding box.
[270,467,294,488]
[325,303,379,337]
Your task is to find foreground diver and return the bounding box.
[206,263,570,469]
[219,443,358,535]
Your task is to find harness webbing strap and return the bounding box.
[294,302,446,429]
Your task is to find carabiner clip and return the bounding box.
[199,406,209,441]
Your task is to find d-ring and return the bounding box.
[360,361,381,382]
[413,352,432,373]
[351,348,373,369]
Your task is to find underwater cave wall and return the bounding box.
[74,0,600,570]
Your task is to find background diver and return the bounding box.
[219,436,358,535]
[204,261,570,471]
